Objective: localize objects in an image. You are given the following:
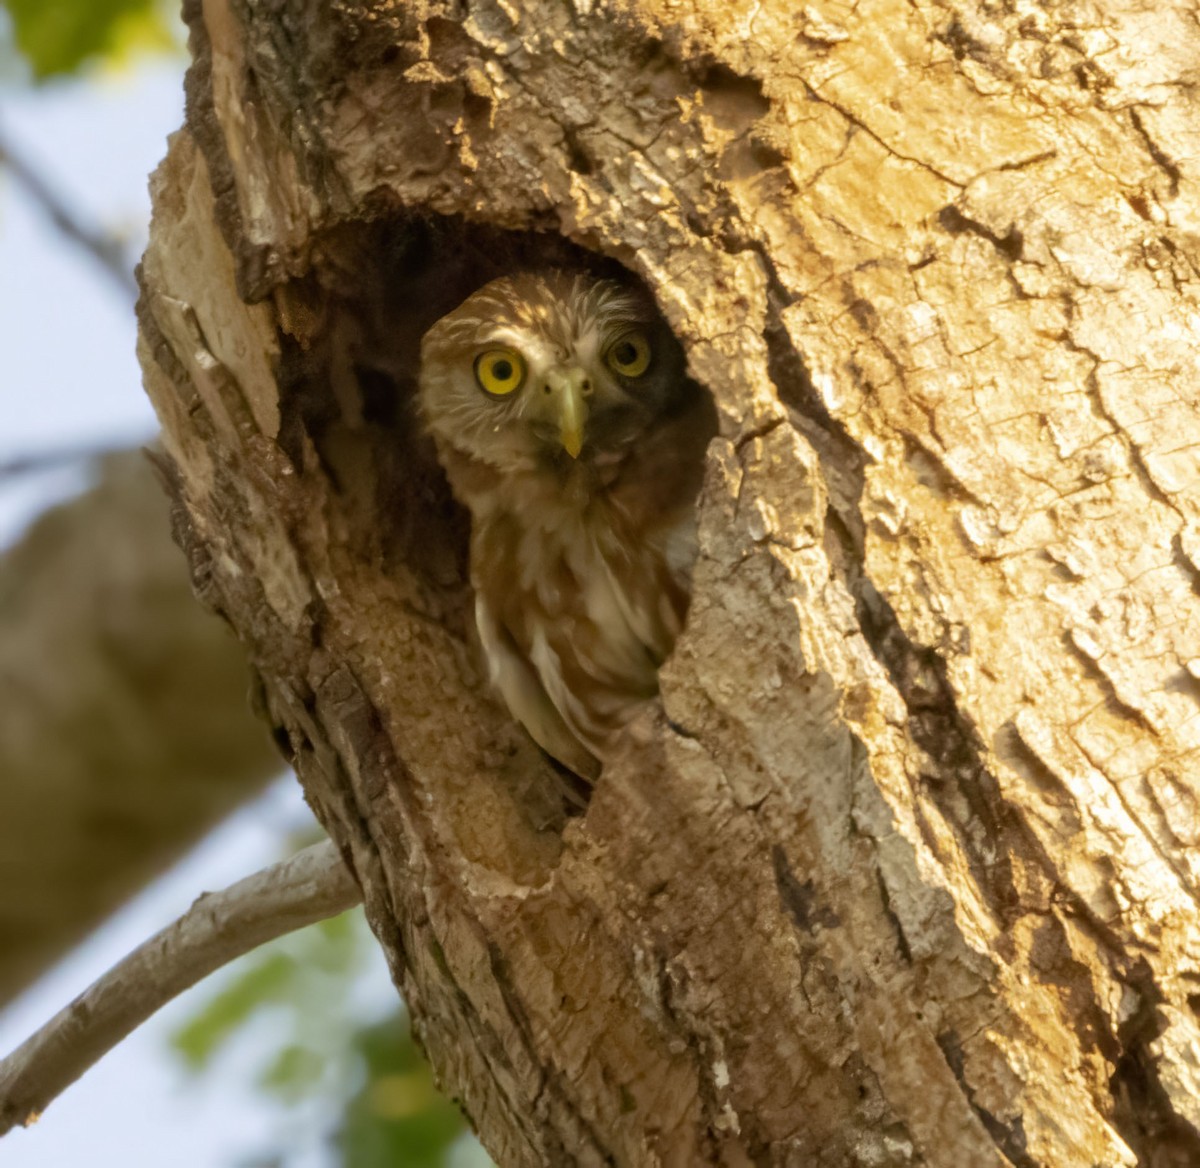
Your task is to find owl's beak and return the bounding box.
[548,368,588,459]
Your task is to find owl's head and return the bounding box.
[418,271,686,477]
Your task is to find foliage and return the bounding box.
[172,906,488,1167]
[0,0,178,79]
[172,949,305,1074]
[337,1019,473,1168]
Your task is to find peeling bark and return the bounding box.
[137,0,1200,1164]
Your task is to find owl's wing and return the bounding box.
[475,593,602,783]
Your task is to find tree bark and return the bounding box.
[136,0,1200,1164]
[0,452,279,1005]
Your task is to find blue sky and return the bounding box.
[0,63,166,542]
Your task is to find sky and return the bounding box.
[0,57,448,1168]
[0,61,166,542]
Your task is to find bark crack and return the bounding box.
[1065,723,1200,911]
[934,1030,1038,1168]
[937,204,1025,263]
[1128,108,1183,199]
[798,78,966,191]
[1061,320,1185,523]
[485,941,618,1166]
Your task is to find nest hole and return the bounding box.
[273,216,637,609]
[268,214,689,826]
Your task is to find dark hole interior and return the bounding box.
[272,215,634,611]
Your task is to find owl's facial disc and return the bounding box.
[421,273,677,476]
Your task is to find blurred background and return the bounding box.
[0,3,488,1164]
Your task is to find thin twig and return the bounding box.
[0,441,135,482]
[0,117,138,300]
[0,840,362,1136]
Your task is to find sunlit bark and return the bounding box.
[136,0,1200,1163]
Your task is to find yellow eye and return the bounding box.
[474,348,526,396]
[605,331,652,378]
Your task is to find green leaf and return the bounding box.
[171,951,297,1070]
[258,1043,325,1103]
[338,1016,474,1168]
[1,0,177,79]
[300,907,362,975]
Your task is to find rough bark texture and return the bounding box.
[137,0,1200,1164]
[0,452,279,1005]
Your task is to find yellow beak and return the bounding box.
[549,369,588,459]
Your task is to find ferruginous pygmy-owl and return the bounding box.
[418,270,715,781]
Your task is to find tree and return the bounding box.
[20,0,1200,1163]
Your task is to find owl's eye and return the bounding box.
[475,349,526,396]
[604,331,652,378]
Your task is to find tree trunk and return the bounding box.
[136,0,1200,1164]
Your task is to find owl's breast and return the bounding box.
[473,497,692,758]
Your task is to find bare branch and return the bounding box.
[0,441,134,482]
[0,116,138,300]
[0,840,362,1136]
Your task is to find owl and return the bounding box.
[418,270,714,781]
